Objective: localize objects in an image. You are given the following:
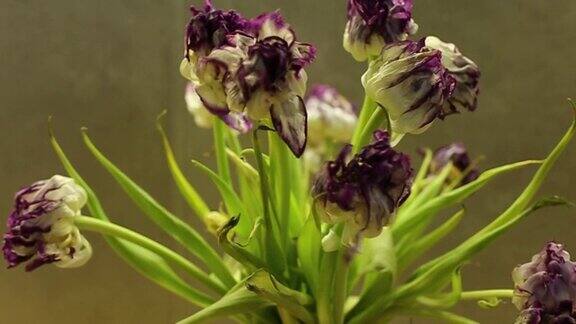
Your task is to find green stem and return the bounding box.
[460,289,513,301]
[268,132,293,253]
[251,129,284,276]
[332,248,350,324]
[214,119,232,185]
[74,216,225,296]
[353,107,388,153]
[351,95,377,147]
[317,251,338,324]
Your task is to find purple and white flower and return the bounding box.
[429,142,480,186]
[181,6,316,156]
[312,131,412,245]
[362,37,479,138]
[306,84,357,147]
[344,0,418,62]
[512,242,576,323]
[425,36,481,113]
[3,175,91,271]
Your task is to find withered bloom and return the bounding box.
[312,131,412,244]
[3,176,92,271]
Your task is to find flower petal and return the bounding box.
[271,96,307,157]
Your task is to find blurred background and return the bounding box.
[0,0,575,323]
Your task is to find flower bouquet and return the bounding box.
[4,1,575,323]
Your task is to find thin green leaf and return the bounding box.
[397,209,465,270]
[406,196,571,297]
[213,119,233,185]
[156,115,210,220]
[347,228,396,321]
[81,130,234,290]
[415,270,462,309]
[49,127,212,306]
[296,214,321,298]
[191,159,246,218]
[394,164,452,228]
[392,159,541,239]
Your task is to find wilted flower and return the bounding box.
[185,82,214,129]
[425,36,481,113]
[362,37,479,138]
[182,0,250,64]
[306,84,357,147]
[3,175,92,271]
[512,242,576,323]
[343,0,418,62]
[181,7,316,156]
[429,143,480,186]
[312,130,412,244]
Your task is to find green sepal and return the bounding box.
[49,128,213,307]
[81,130,234,289]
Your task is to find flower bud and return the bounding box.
[185,82,214,129]
[424,36,481,113]
[363,37,479,138]
[205,211,229,235]
[512,242,576,323]
[312,131,412,244]
[362,39,456,136]
[343,0,418,62]
[305,84,357,147]
[429,143,480,186]
[3,175,92,271]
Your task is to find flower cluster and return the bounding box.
[363,36,480,138]
[513,242,576,323]
[344,0,418,62]
[429,142,480,186]
[312,131,412,245]
[3,175,91,271]
[180,1,316,156]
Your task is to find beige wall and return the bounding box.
[0,0,575,323]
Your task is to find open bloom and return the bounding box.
[306,84,357,147]
[362,37,479,138]
[344,0,418,62]
[312,131,412,245]
[181,5,316,157]
[512,242,576,323]
[429,143,480,186]
[3,175,92,271]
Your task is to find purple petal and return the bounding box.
[271,95,307,157]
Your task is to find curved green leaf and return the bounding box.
[156,116,210,221]
[81,130,234,290]
[49,129,212,307]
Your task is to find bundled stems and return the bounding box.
[251,129,284,276]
